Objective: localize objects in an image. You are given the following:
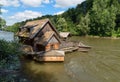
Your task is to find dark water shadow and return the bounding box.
[20,57,58,82]
[24,71,57,82]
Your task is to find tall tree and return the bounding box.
[0,5,6,29]
[56,17,68,32]
[0,18,6,29]
[77,13,90,35]
[62,8,76,23]
[89,0,119,36]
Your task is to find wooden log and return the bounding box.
[78,42,91,49]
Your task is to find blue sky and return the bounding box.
[0,0,85,25]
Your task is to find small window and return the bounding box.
[28,28,30,32]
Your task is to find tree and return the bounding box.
[0,18,6,29]
[62,8,76,23]
[77,13,90,35]
[1,0,119,37]
[56,17,68,32]
[0,4,6,29]
[5,23,21,33]
[0,4,2,29]
[0,39,23,82]
[89,0,119,36]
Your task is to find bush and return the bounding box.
[0,39,26,82]
[0,39,22,69]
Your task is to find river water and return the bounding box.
[21,36,120,82]
[0,30,14,41]
[1,31,120,82]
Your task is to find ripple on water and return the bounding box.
[21,37,120,82]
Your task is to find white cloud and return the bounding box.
[1,9,8,13]
[0,0,20,7]
[54,11,65,15]
[10,10,42,21]
[0,0,50,7]
[20,0,50,7]
[20,0,42,7]
[0,15,2,18]
[8,10,42,25]
[43,0,50,4]
[54,0,85,8]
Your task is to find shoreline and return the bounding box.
[79,35,120,40]
[1,30,120,40]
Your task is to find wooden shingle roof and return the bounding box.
[18,19,60,39]
[60,32,70,38]
[36,31,61,46]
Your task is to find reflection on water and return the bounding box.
[21,59,74,82]
[0,31,14,41]
[21,36,120,82]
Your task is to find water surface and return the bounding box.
[0,30,14,41]
[21,36,120,82]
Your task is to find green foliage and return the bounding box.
[67,21,78,35]
[0,18,6,29]
[0,39,27,82]
[56,17,68,32]
[0,39,22,69]
[63,8,76,23]
[116,28,120,37]
[7,0,120,37]
[77,13,90,35]
[4,22,23,33]
[0,5,6,29]
[116,14,120,31]
[89,0,120,36]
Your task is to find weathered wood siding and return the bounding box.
[36,56,64,61]
[53,43,59,49]
[35,34,60,52]
[48,36,59,43]
[20,21,60,52]
[45,44,51,51]
[49,36,60,49]
[35,23,53,38]
[42,23,53,32]
[36,23,58,37]
[45,43,60,51]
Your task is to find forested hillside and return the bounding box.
[5,0,120,37]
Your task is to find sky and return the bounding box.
[0,0,85,25]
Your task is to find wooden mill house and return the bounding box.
[17,19,91,61]
[18,19,61,52]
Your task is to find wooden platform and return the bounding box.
[26,50,65,62]
[78,48,90,52]
[78,42,91,49]
[24,42,91,62]
[34,56,64,62]
[78,42,91,52]
[60,47,78,53]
